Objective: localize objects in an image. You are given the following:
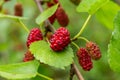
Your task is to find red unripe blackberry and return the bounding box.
[23,50,34,62]
[86,41,101,60]
[50,27,70,51]
[14,3,23,16]
[26,28,43,48]
[77,48,93,71]
[56,7,69,27]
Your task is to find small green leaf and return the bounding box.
[0,14,27,20]
[76,0,109,14]
[36,4,58,25]
[96,1,120,30]
[30,41,74,69]
[108,11,120,73]
[0,60,39,79]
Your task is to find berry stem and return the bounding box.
[78,37,89,42]
[73,15,92,40]
[18,19,30,33]
[71,42,79,50]
[37,72,53,80]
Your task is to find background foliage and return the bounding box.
[0,0,120,80]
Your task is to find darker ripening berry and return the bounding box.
[47,0,59,24]
[47,0,59,7]
[26,28,43,48]
[14,3,23,16]
[50,27,70,51]
[86,41,101,60]
[23,50,34,62]
[77,48,93,71]
[56,7,69,27]
[48,13,56,24]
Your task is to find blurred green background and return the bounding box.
[0,0,120,80]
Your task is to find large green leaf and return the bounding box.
[30,41,74,69]
[0,60,39,79]
[36,4,58,25]
[96,1,120,30]
[0,14,27,20]
[108,11,120,73]
[76,0,109,14]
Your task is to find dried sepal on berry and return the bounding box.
[56,7,69,27]
[46,32,53,40]
[86,41,101,60]
[50,27,70,51]
[77,48,93,71]
[26,28,43,48]
[23,50,34,62]
[14,3,23,16]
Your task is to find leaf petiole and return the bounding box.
[18,19,30,33]
[71,42,79,50]
[77,37,89,42]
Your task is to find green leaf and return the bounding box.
[0,14,27,20]
[30,41,74,69]
[96,1,120,30]
[76,0,109,14]
[0,60,39,79]
[36,4,58,25]
[108,11,120,73]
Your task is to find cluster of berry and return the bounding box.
[23,27,71,62]
[77,41,101,71]
[23,0,71,62]
[23,28,43,62]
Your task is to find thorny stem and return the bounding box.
[72,15,92,41]
[18,19,30,33]
[78,37,89,42]
[37,72,53,80]
[71,63,84,80]
[34,0,56,33]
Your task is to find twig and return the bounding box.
[34,0,56,33]
[71,63,84,80]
